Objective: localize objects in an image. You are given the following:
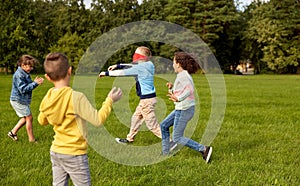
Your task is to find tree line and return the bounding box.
[0,0,299,74]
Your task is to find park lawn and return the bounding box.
[0,74,299,185]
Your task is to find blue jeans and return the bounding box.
[160,106,205,154]
[50,151,91,186]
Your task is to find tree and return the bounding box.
[164,0,240,70]
[49,32,85,71]
[1,0,298,74]
[0,0,34,74]
[239,1,264,74]
[245,0,300,73]
[139,0,167,20]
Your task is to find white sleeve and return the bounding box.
[108,69,126,76]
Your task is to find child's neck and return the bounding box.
[53,79,69,89]
[176,68,184,73]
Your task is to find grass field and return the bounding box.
[0,74,299,185]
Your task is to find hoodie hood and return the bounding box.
[39,87,73,125]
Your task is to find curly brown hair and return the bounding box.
[17,55,38,67]
[174,52,200,74]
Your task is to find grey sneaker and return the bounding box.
[202,146,212,163]
[170,141,178,151]
[115,138,130,144]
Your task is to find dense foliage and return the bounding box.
[0,0,299,74]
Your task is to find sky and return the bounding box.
[83,0,255,10]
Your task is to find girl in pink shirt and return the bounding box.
[160,52,212,163]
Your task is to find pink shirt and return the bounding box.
[172,70,195,110]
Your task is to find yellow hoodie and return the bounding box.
[38,87,113,155]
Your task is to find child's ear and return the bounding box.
[45,74,52,82]
[68,67,72,75]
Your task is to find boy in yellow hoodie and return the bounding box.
[38,52,122,186]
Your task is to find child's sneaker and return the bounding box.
[115,138,130,144]
[170,141,178,151]
[8,131,18,141]
[202,146,212,163]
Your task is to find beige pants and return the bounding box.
[126,97,162,142]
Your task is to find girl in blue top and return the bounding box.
[8,55,44,142]
[160,52,212,163]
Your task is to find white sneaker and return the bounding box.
[115,138,130,144]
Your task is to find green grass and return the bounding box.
[0,74,299,185]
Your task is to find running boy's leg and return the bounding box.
[126,101,144,142]
[142,98,161,138]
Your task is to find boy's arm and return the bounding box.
[38,112,49,126]
[97,97,114,125]
[74,93,113,127]
[99,69,125,77]
[108,63,133,71]
[117,63,133,69]
[99,64,138,77]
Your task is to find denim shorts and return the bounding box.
[10,100,31,117]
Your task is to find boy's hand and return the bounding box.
[34,76,44,85]
[99,72,106,78]
[108,87,122,102]
[108,64,117,71]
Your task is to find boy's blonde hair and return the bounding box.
[44,52,70,81]
[135,46,152,57]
